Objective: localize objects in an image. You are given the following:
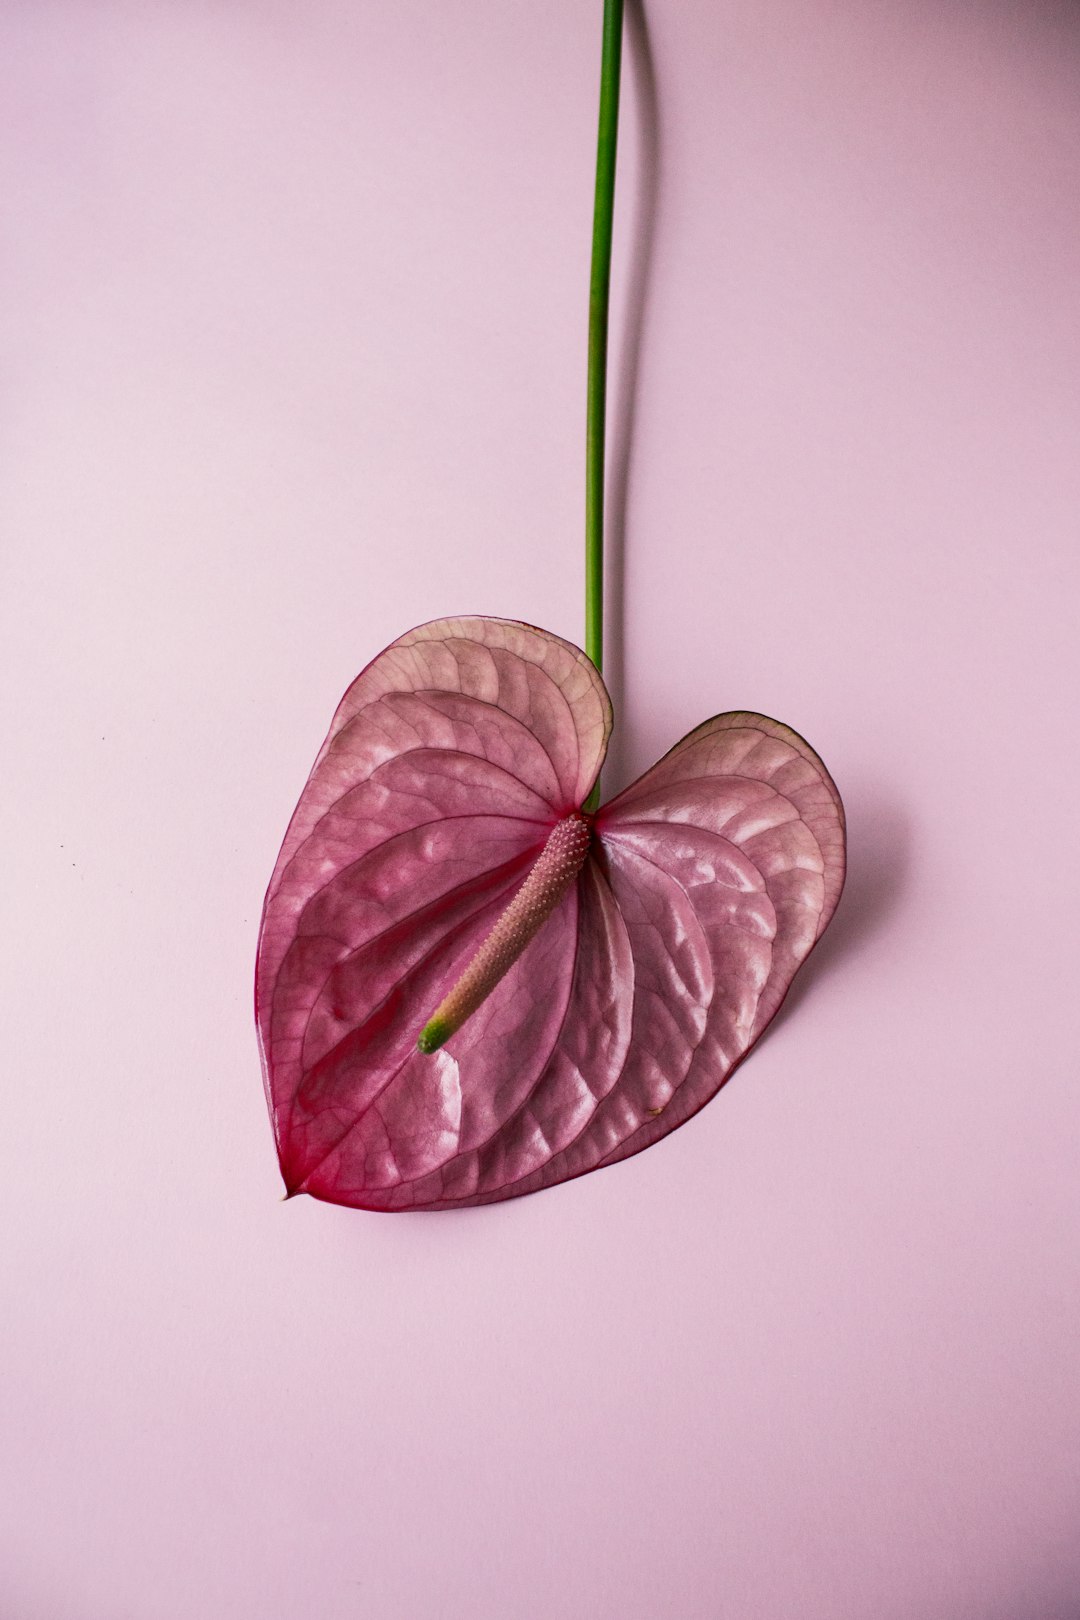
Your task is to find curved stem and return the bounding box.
[583,0,624,813]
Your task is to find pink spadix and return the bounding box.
[418,814,592,1054]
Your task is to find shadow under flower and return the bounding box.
[768,783,911,1035]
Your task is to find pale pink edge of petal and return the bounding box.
[261,617,610,898]
[600,708,846,930]
[324,616,611,804]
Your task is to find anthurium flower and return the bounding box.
[255,616,845,1210]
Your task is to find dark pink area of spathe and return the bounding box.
[256,616,845,1210]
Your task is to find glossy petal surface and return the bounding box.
[256,619,845,1209]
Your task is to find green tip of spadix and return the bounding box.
[417,1018,449,1055]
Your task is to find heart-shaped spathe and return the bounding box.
[256,616,845,1210]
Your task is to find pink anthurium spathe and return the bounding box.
[255,616,845,1210]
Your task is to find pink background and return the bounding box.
[3,2,1079,1616]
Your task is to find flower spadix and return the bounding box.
[255,616,845,1211]
[418,813,592,1053]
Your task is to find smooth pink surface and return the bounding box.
[3,1,1079,1615]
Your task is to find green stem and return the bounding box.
[584,0,624,812]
